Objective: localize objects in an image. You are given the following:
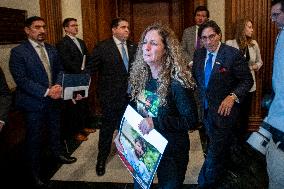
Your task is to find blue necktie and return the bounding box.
[204,53,213,87]
[204,53,213,109]
[121,42,129,72]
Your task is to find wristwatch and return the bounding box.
[230,93,239,103]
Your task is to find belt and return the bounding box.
[262,122,284,152]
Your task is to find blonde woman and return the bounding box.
[226,18,263,138]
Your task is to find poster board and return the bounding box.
[115,105,168,189]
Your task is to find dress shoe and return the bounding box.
[96,160,106,176]
[56,155,77,164]
[75,133,88,141]
[83,128,96,133]
[32,177,47,188]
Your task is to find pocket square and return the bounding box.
[219,67,227,73]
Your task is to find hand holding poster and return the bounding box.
[115,105,168,189]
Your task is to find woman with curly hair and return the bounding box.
[226,18,263,140]
[129,23,198,189]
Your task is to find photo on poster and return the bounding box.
[115,105,168,189]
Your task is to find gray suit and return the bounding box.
[181,25,198,62]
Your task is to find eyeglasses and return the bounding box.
[271,12,282,20]
[201,33,217,41]
[69,24,78,27]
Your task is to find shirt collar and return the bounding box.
[67,34,77,41]
[206,42,221,57]
[28,38,44,48]
[113,36,126,46]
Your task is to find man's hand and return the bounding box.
[48,84,62,99]
[218,95,235,116]
[71,94,84,104]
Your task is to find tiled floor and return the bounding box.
[0,117,268,189]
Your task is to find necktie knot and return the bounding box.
[208,53,213,59]
[204,53,213,87]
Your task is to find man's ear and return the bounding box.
[24,27,29,35]
[112,27,116,34]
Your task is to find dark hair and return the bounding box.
[234,18,254,49]
[25,16,44,27]
[194,5,210,18]
[198,20,221,37]
[272,0,284,12]
[111,17,128,29]
[63,18,77,28]
[134,136,146,152]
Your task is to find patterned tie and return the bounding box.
[38,44,52,85]
[204,53,213,109]
[121,42,129,72]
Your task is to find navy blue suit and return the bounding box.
[89,38,137,163]
[192,43,253,188]
[9,40,63,179]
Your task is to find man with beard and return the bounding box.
[9,16,77,188]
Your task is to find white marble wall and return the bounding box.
[208,0,225,41]
[61,0,83,39]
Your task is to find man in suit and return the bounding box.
[192,20,253,188]
[181,6,209,64]
[89,17,137,176]
[57,18,95,142]
[0,67,12,133]
[9,16,77,188]
[182,6,210,135]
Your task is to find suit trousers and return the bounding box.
[24,104,61,178]
[97,96,129,162]
[198,110,235,188]
[62,98,90,139]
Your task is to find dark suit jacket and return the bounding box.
[56,35,89,74]
[9,40,63,111]
[192,43,253,123]
[0,68,11,123]
[89,38,137,109]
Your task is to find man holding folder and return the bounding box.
[57,17,95,142]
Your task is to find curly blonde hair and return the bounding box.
[129,23,196,106]
[234,18,255,50]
